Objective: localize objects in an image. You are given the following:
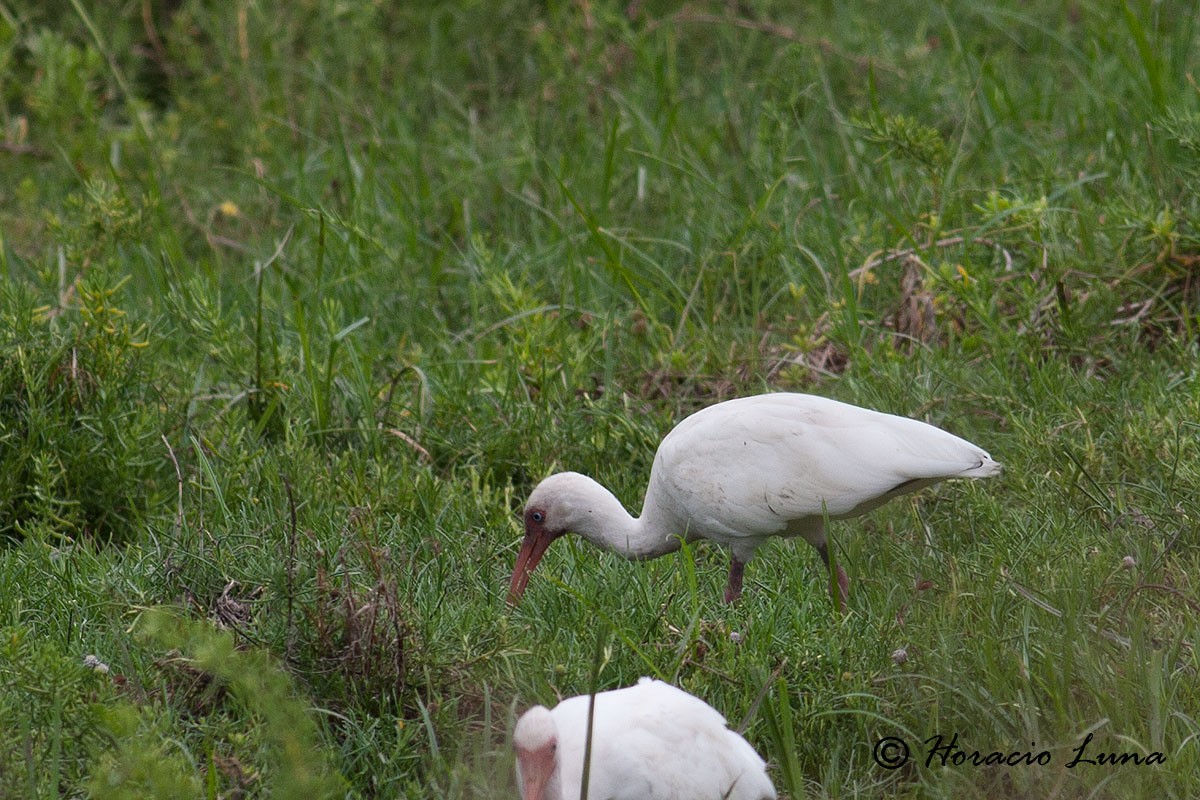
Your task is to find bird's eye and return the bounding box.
[530,511,544,524]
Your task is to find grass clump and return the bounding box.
[0,273,163,543]
[0,625,111,797]
[106,608,347,800]
[0,178,163,543]
[87,703,205,800]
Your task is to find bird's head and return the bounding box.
[507,472,600,604]
[513,705,558,800]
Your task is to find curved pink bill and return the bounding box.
[515,742,556,800]
[507,529,555,605]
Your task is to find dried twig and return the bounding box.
[850,234,1008,279]
[385,428,432,463]
[0,141,46,157]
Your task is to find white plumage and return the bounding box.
[508,392,1000,603]
[513,678,776,800]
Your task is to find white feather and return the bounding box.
[514,678,776,800]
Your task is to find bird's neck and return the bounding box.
[574,481,682,561]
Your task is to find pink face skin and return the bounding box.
[515,737,558,800]
[507,506,563,604]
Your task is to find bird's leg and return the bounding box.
[816,542,850,606]
[724,557,745,604]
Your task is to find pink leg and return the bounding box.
[724,557,745,604]
[835,564,850,602]
[817,542,850,605]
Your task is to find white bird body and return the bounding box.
[513,678,776,800]
[508,392,1000,603]
[649,393,998,555]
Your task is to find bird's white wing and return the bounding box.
[654,393,996,541]
[553,679,775,800]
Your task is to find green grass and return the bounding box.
[1,0,1198,797]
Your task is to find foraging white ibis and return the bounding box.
[508,392,1000,604]
[513,677,776,800]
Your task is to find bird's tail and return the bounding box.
[965,453,1002,478]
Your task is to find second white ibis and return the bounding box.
[513,677,776,800]
[508,392,1000,604]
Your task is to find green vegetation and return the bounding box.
[1,1,1197,797]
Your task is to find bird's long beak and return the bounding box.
[507,528,555,605]
[515,744,555,800]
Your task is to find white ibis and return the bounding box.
[508,392,1000,604]
[513,677,776,800]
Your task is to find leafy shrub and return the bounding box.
[0,625,111,797]
[0,183,165,542]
